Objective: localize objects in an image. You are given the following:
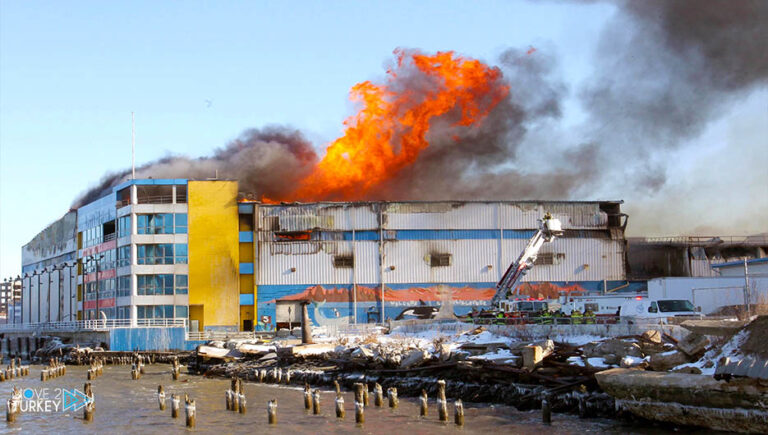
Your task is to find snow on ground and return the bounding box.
[468,349,519,364]
[567,356,585,367]
[587,357,612,368]
[550,334,604,346]
[671,329,751,375]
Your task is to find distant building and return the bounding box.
[21,178,634,331]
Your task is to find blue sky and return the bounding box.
[1,1,765,279]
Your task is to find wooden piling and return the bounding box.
[158,385,166,411]
[363,384,369,406]
[420,389,428,417]
[226,389,232,411]
[437,380,448,422]
[171,394,180,418]
[284,370,291,385]
[335,393,345,419]
[303,384,311,410]
[312,389,320,415]
[354,383,363,405]
[83,383,94,422]
[542,399,551,424]
[41,369,48,382]
[334,379,341,395]
[374,383,383,407]
[258,369,265,383]
[185,398,196,428]
[355,400,364,424]
[6,387,20,423]
[238,392,246,414]
[455,399,464,426]
[387,387,398,408]
[267,399,277,425]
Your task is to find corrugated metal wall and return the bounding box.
[254,201,625,286]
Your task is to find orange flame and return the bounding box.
[283,49,509,202]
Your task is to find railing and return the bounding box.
[468,315,622,326]
[137,195,175,204]
[637,235,768,246]
[0,318,187,332]
[186,330,270,341]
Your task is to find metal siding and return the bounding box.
[257,203,378,231]
[258,241,379,285]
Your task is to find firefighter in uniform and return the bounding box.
[571,309,583,325]
[584,308,596,324]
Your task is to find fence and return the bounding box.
[0,318,187,332]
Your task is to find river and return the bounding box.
[0,364,721,434]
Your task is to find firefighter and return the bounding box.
[571,309,583,325]
[495,311,506,325]
[584,308,596,324]
[539,309,553,325]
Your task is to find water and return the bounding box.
[0,365,717,434]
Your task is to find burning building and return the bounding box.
[21,179,634,331]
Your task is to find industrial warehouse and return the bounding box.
[17,177,642,332]
[14,177,768,335]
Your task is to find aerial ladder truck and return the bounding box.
[486,212,564,316]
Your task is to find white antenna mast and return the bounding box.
[131,112,136,180]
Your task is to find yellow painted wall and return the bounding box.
[188,180,240,329]
[239,243,254,263]
[240,305,254,331]
[189,305,204,332]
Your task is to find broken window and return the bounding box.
[430,254,452,267]
[535,253,565,265]
[274,231,312,241]
[333,255,354,268]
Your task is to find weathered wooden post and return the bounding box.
[284,370,291,385]
[437,380,448,422]
[226,389,233,411]
[41,368,48,381]
[258,369,265,383]
[231,377,240,412]
[301,301,313,344]
[84,382,94,422]
[374,383,383,407]
[267,399,278,425]
[419,389,428,417]
[171,394,180,418]
[387,387,398,408]
[455,400,464,426]
[158,385,166,410]
[303,384,312,410]
[363,384,369,406]
[355,400,365,424]
[6,387,20,423]
[185,398,196,428]
[334,379,341,395]
[238,392,247,414]
[335,392,345,418]
[542,399,551,424]
[312,389,321,415]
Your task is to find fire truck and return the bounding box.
[470,213,563,322]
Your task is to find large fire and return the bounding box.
[280,49,509,202]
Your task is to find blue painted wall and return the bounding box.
[109,327,204,351]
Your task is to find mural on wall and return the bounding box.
[259,281,637,328]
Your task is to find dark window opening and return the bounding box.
[103,220,116,241]
[274,231,311,241]
[430,254,452,267]
[116,187,131,207]
[534,253,565,265]
[137,185,173,204]
[175,185,187,203]
[333,255,354,268]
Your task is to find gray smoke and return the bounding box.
[73,0,767,235]
[72,127,317,207]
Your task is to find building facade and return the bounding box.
[21,178,635,331]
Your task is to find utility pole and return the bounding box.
[744,258,751,318]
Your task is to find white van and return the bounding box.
[619,297,704,323]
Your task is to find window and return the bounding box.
[117,276,132,297]
[137,274,174,295]
[137,244,174,264]
[657,300,695,313]
[175,214,187,234]
[333,255,354,268]
[429,254,452,267]
[175,185,187,203]
[175,274,188,294]
[116,306,131,320]
[137,213,174,234]
[174,244,188,264]
[137,305,175,319]
[117,246,131,267]
[175,305,188,318]
[118,216,132,238]
[534,253,565,265]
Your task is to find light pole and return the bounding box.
[2,278,8,324]
[22,273,29,325]
[62,262,76,322]
[93,254,104,322]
